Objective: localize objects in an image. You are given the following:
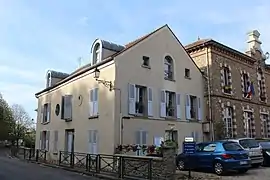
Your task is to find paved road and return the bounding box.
[0,149,98,180]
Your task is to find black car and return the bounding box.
[256,139,270,166]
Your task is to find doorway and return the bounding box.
[65,129,74,152]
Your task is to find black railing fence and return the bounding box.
[17,148,168,180]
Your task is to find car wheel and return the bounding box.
[252,163,261,168]
[238,168,248,174]
[213,161,224,175]
[177,160,185,171]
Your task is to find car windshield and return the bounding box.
[223,142,243,151]
[239,139,259,148]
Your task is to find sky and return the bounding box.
[0,0,270,120]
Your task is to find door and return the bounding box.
[65,129,74,153]
[196,143,216,168]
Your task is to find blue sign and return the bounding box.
[183,142,196,154]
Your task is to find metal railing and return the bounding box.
[19,149,162,180]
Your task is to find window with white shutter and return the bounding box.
[64,95,73,121]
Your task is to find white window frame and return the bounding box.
[261,114,269,138]
[244,111,253,138]
[224,107,233,138]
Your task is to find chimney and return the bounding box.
[246,30,262,56]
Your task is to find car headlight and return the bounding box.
[266,151,270,156]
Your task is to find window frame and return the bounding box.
[164,56,174,80]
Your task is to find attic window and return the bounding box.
[93,43,101,65]
[142,56,150,67]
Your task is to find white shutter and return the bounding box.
[176,93,181,119]
[185,95,191,120]
[128,84,136,115]
[41,105,44,123]
[93,88,99,116]
[160,90,166,117]
[39,131,42,149]
[89,90,93,117]
[142,131,147,145]
[88,130,92,153]
[47,103,51,122]
[135,131,140,144]
[147,87,153,116]
[46,131,50,151]
[53,131,58,152]
[92,130,98,154]
[197,97,202,120]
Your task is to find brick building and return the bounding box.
[186,30,270,140]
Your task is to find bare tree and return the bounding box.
[0,93,14,141]
[10,104,33,147]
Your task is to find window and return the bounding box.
[46,72,52,88]
[223,142,243,151]
[224,107,233,138]
[135,86,147,115]
[135,130,147,156]
[165,91,176,117]
[196,143,216,152]
[239,139,259,148]
[55,104,60,116]
[42,103,51,124]
[142,56,150,67]
[190,96,197,119]
[93,43,101,65]
[242,72,249,97]
[61,95,73,121]
[185,68,190,78]
[223,66,232,94]
[164,56,174,80]
[39,131,50,151]
[261,114,269,138]
[185,95,201,120]
[258,69,266,101]
[89,88,99,117]
[244,111,253,138]
[129,84,152,116]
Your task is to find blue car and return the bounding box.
[176,141,251,175]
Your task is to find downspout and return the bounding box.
[205,45,214,141]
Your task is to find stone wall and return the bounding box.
[116,146,176,180]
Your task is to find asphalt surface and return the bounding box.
[0,148,98,180]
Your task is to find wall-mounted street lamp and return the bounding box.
[94,68,114,91]
[265,52,269,60]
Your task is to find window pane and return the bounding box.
[223,142,243,151]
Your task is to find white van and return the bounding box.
[229,138,263,167]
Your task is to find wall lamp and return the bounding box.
[94,68,114,91]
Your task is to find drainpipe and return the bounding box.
[205,46,214,141]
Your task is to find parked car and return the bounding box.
[176,141,251,175]
[255,138,270,166]
[229,138,263,167]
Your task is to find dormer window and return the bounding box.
[93,43,101,65]
[46,71,52,88]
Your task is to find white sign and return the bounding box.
[184,137,194,142]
